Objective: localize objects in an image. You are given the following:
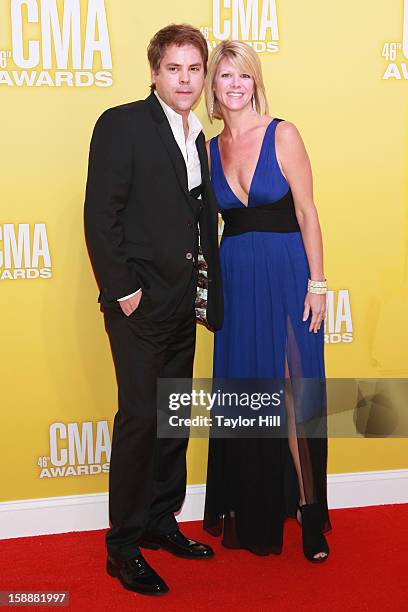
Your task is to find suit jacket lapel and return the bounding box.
[147,93,195,210]
[156,119,189,192]
[195,131,210,200]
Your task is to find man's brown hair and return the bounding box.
[147,24,208,91]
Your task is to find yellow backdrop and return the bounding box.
[1,0,407,503]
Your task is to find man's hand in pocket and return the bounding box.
[119,290,142,316]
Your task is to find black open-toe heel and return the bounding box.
[297,502,329,563]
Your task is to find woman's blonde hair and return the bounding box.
[205,40,269,122]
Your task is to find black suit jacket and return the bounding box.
[84,93,223,330]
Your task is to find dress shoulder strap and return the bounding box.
[209,136,221,176]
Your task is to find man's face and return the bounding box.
[151,44,205,115]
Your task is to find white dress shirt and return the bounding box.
[154,90,203,191]
[118,91,203,302]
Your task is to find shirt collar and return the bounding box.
[154,90,203,139]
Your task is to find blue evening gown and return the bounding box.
[204,119,331,555]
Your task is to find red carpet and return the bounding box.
[1,504,407,611]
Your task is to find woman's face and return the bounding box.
[213,57,255,114]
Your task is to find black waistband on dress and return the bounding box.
[221,189,300,236]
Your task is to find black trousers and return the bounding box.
[103,281,197,561]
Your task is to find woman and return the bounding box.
[203,41,331,562]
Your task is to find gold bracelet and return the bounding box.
[308,287,327,295]
[308,278,327,285]
[308,278,327,294]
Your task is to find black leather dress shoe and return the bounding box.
[139,529,215,559]
[106,552,169,595]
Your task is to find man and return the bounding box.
[84,24,223,596]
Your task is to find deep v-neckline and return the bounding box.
[216,119,275,208]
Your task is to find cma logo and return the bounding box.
[324,289,353,344]
[0,223,51,280]
[10,0,111,69]
[39,420,111,478]
[1,0,112,87]
[209,0,279,53]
